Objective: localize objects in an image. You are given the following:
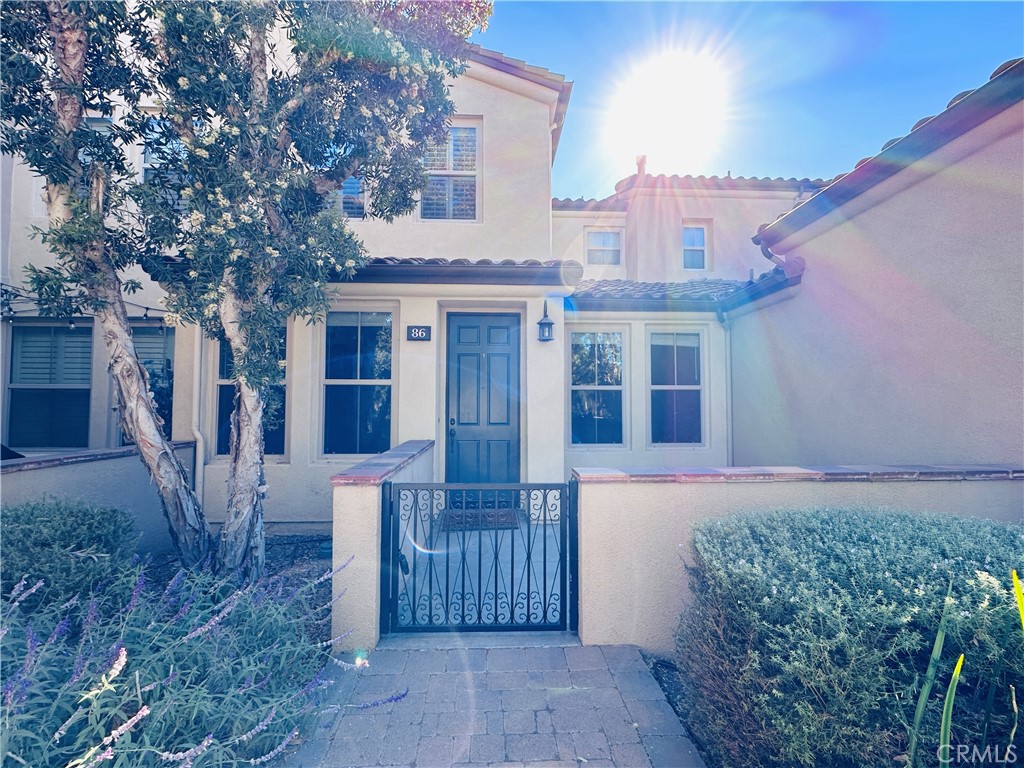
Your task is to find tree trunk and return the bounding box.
[90,256,212,566]
[216,280,266,583]
[43,0,211,568]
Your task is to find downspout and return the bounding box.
[190,328,205,504]
[715,306,735,467]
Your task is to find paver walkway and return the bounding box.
[279,633,707,768]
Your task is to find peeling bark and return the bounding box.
[43,1,211,567]
[216,278,266,583]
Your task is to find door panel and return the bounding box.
[446,314,521,483]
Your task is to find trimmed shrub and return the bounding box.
[0,558,354,767]
[0,498,137,606]
[676,508,1024,768]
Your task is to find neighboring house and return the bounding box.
[2,49,1021,532]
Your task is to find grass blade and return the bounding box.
[908,580,953,768]
[939,654,965,763]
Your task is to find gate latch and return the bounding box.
[397,552,410,575]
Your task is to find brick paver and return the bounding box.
[277,636,708,768]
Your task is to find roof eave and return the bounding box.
[754,59,1024,251]
[345,261,583,287]
[566,267,804,314]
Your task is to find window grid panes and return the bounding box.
[421,126,477,220]
[323,312,392,454]
[650,332,702,444]
[683,226,707,270]
[570,331,623,445]
[586,230,622,265]
[216,330,286,456]
[8,325,93,448]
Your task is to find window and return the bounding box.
[586,230,622,265]
[216,330,286,456]
[650,332,702,444]
[78,117,113,203]
[339,175,366,219]
[323,312,392,454]
[421,126,477,220]
[127,325,175,441]
[683,225,707,270]
[141,117,187,210]
[7,325,92,448]
[570,331,623,445]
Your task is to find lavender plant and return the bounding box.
[1,557,351,767]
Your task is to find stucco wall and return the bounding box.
[575,468,1023,656]
[348,62,556,263]
[624,188,806,282]
[181,281,570,530]
[731,107,1024,466]
[1,443,196,555]
[552,210,629,282]
[330,440,434,653]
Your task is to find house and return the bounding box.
[2,48,1021,542]
[738,57,1023,468]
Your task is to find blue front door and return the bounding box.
[445,313,521,483]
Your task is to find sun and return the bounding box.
[602,48,732,177]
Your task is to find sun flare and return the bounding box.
[602,49,732,177]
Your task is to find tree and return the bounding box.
[1,1,212,566]
[134,0,490,581]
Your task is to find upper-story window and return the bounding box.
[586,230,622,265]
[7,324,93,448]
[683,224,708,270]
[421,126,477,220]
[339,175,366,219]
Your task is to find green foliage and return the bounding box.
[133,0,491,393]
[1,559,347,767]
[676,508,1024,768]
[0,499,136,607]
[1,0,152,316]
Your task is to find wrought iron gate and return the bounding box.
[381,483,577,633]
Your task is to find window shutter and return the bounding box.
[11,327,92,385]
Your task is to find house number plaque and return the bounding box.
[406,325,431,341]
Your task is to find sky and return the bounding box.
[470,1,1024,201]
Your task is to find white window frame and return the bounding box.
[420,120,480,222]
[682,221,711,271]
[584,228,624,266]
[646,325,708,448]
[566,324,629,449]
[320,307,396,458]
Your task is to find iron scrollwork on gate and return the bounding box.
[387,484,568,631]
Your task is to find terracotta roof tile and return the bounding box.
[755,57,1024,249]
[567,265,802,313]
[552,197,628,212]
[614,173,828,194]
[573,277,750,303]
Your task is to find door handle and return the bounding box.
[448,427,456,451]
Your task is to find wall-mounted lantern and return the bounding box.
[537,300,554,342]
